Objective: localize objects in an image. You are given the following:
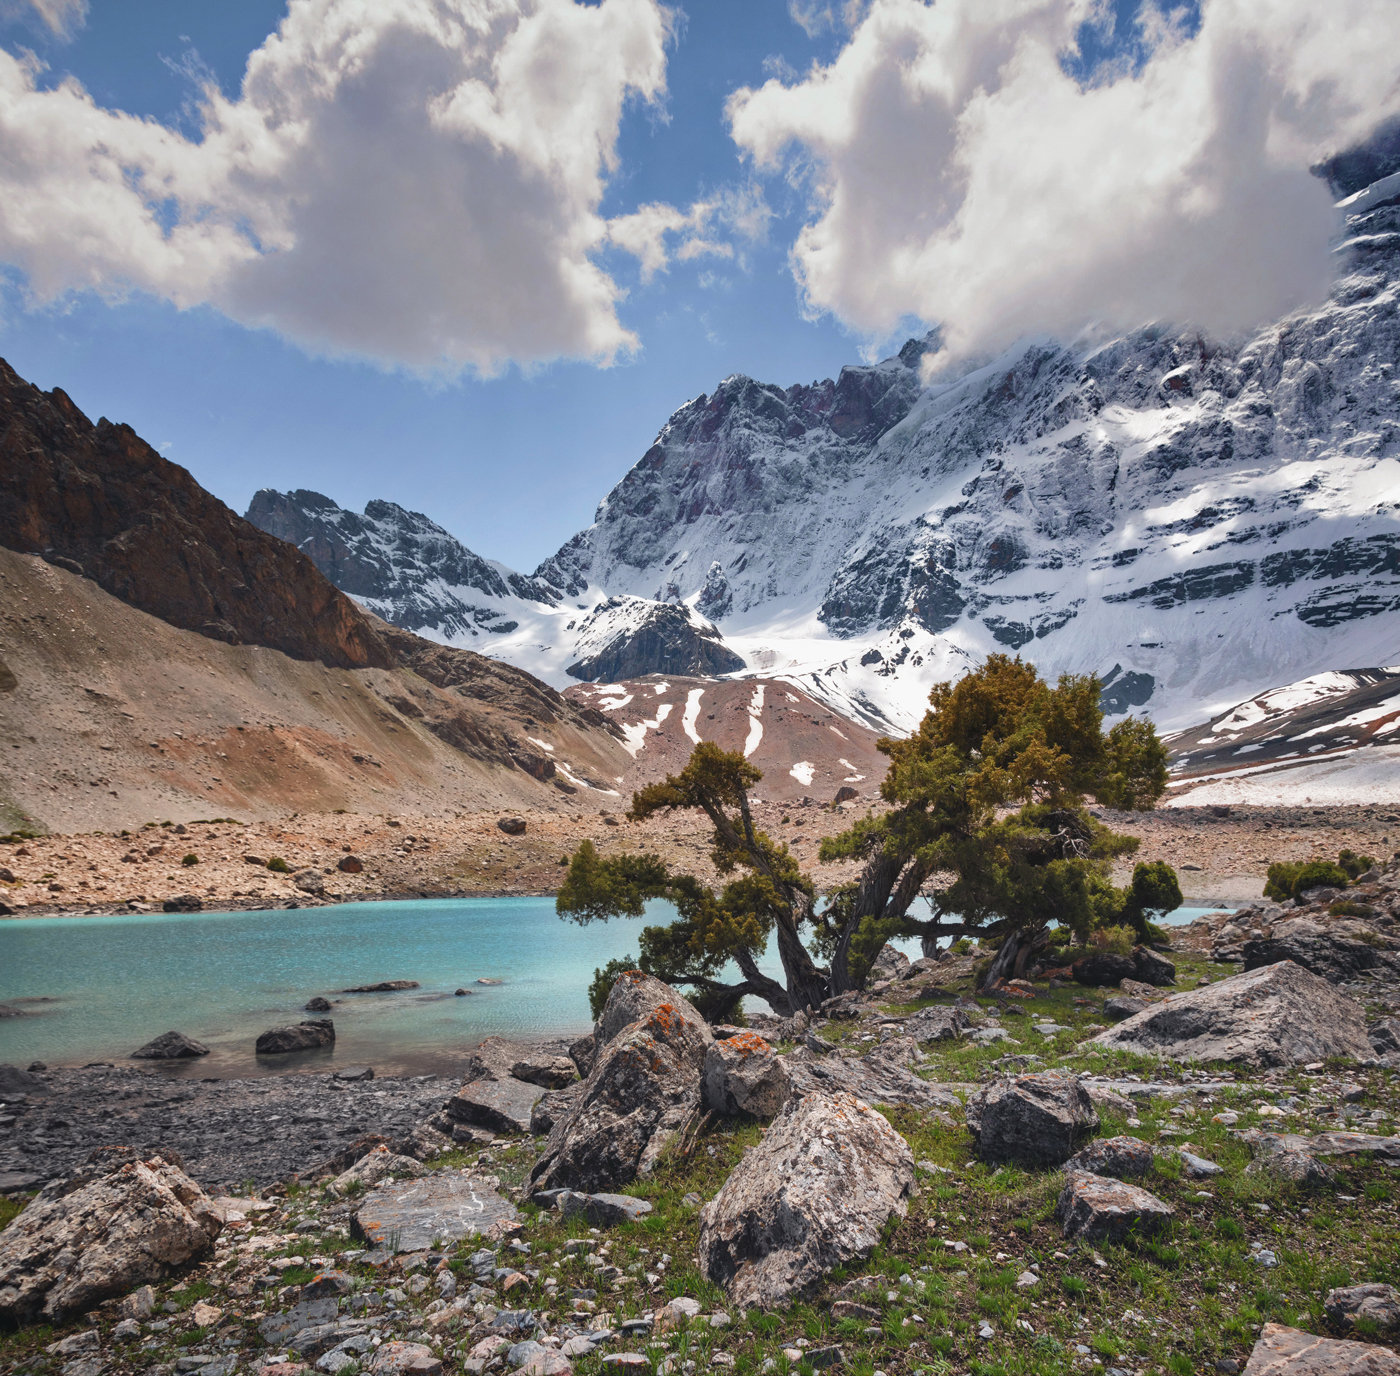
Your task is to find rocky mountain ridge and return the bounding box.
[249,165,1400,739]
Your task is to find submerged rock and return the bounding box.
[1089,961,1372,1067]
[130,1030,209,1059]
[697,1090,914,1308]
[256,1019,336,1054]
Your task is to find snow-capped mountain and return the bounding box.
[248,166,1400,737]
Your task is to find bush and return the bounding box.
[181,853,198,867]
[267,857,290,873]
[1264,858,1351,901]
[1089,924,1134,956]
[1338,849,1377,880]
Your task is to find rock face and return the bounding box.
[1242,1322,1400,1376]
[529,981,712,1193]
[697,1091,915,1308]
[783,1038,961,1113]
[1056,1172,1175,1243]
[510,1057,578,1090]
[564,599,744,682]
[130,1031,209,1059]
[595,970,711,1050]
[0,1153,222,1323]
[703,1033,792,1117]
[1089,962,1373,1067]
[1372,1019,1400,1054]
[966,1073,1099,1166]
[1244,918,1400,985]
[256,1020,336,1054]
[1324,1283,1400,1337]
[1064,1136,1155,1180]
[0,359,392,670]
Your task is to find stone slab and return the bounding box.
[447,1078,546,1135]
[352,1172,517,1253]
[1243,1322,1400,1375]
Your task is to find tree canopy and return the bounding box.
[557,654,1177,1018]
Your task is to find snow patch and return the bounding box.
[682,688,705,745]
[789,761,815,786]
[744,684,765,758]
[620,702,673,757]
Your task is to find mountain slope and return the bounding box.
[248,170,1400,737]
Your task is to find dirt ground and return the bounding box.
[3,797,1397,917]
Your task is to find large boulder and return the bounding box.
[697,1091,914,1308]
[256,1020,335,1054]
[1244,918,1400,985]
[528,981,712,1193]
[595,970,710,1049]
[1132,946,1176,987]
[1056,1172,1175,1243]
[1072,952,1137,987]
[703,1033,792,1117]
[0,1154,222,1323]
[783,1037,961,1113]
[1324,1283,1400,1338]
[328,1145,427,1198]
[446,1078,546,1135]
[1371,1018,1400,1055]
[0,1064,49,1097]
[1088,961,1373,1068]
[352,1171,517,1253]
[131,1031,209,1059]
[1242,1323,1400,1376]
[966,1072,1099,1166]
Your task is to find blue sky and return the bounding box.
[0,1,867,571]
[0,0,1389,573]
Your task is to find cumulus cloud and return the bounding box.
[729,0,1400,357]
[0,0,683,373]
[606,181,771,282]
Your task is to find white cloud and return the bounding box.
[728,0,1400,357]
[605,181,770,282]
[0,0,679,374]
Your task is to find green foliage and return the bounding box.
[1329,899,1375,918]
[267,857,290,873]
[1120,860,1184,936]
[1263,858,1352,901]
[181,852,199,866]
[1090,924,1134,957]
[1338,849,1377,880]
[588,954,639,1021]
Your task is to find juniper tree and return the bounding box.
[557,653,1176,1017]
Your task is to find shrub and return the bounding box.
[1330,899,1376,918]
[181,853,198,867]
[1090,924,1134,956]
[267,857,290,873]
[1264,858,1351,901]
[1338,849,1376,880]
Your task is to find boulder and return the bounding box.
[703,1033,792,1117]
[0,1064,49,1097]
[783,1037,962,1113]
[1132,946,1176,986]
[337,856,364,874]
[447,1078,546,1135]
[1369,1018,1400,1055]
[295,870,326,895]
[462,1036,543,1082]
[1242,1323,1400,1376]
[1072,952,1137,986]
[697,1090,914,1308]
[1104,996,1148,1022]
[305,997,333,1013]
[1064,1135,1154,1180]
[569,1033,597,1078]
[1055,1171,1175,1243]
[256,1020,335,1054]
[163,894,203,913]
[369,1341,443,1376]
[595,970,711,1050]
[557,1191,654,1227]
[903,1006,972,1042]
[328,1146,427,1197]
[497,818,527,836]
[510,1056,578,1090]
[352,1172,517,1252]
[130,1030,209,1059]
[343,981,420,993]
[1244,919,1400,986]
[0,1154,222,1322]
[1088,962,1373,1068]
[531,1083,585,1136]
[869,944,910,981]
[1324,1284,1400,1338]
[528,982,713,1193]
[966,1072,1099,1167]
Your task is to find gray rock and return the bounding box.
[967,1072,1099,1166]
[258,1298,342,1344]
[306,997,333,1013]
[0,1063,49,1097]
[333,1066,374,1082]
[119,1285,155,1320]
[1179,1151,1224,1178]
[703,1033,792,1117]
[1323,1283,1400,1337]
[530,1083,585,1137]
[368,1340,443,1375]
[557,1191,653,1226]
[568,1033,596,1078]
[1132,946,1177,987]
[447,1079,546,1135]
[1089,962,1373,1067]
[301,1269,355,1300]
[510,1057,578,1090]
[529,977,712,1193]
[1064,1135,1154,1180]
[256,1020,335,1054]
[0,1155,222,1323]
[697,1090,914,1308]
[1244,919,1400,986]
[1072,952,1137,987]
[295,870,326,896]
[1104,996,1148,1022]
[594,970,711,1050]
[903,1006,972,1042]
[1056,1171,1175,1242]
[1242,1322,1400,1375]
[130,1031,210,1060]
[351,1171,517,1252]
[1370,1018,1400,1055]
[869,944,910,981]
[343,981,420,993]
[783,1038,961,1113]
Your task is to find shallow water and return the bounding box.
[0,897,1226,1079]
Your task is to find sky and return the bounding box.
[1,0,1397,572]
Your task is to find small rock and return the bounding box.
[497,818,527,836]
[1323,1282,1400,1337]
[337,856,364,874]
[300,1270,355,1300]
[1103,996,1148,1023]
[343,981,420,993]
[305,997,333,1013]
[333,1066,374,1082]
[120,1285,156,1320]
[1016,1270,1039,1289]
[130,1030,210,1059]
[368,1341,442,1375]
[1056,1171,1175,1242]
[1179,1151,1224,1179]
[256,1020,335,1054]
[1064,1136,1154,1180]
[557,1191,654,1227]
[190,1300,223,1326]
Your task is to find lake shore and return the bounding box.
[3,800,1395,919]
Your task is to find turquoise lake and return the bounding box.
[0,898,1227,1080]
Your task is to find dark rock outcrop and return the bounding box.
[565,600,744,682]
[1244,918,1400,984]
[255,1020,335,1054]
[966,1072,1099,1166]
[130,1031,209,1060]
